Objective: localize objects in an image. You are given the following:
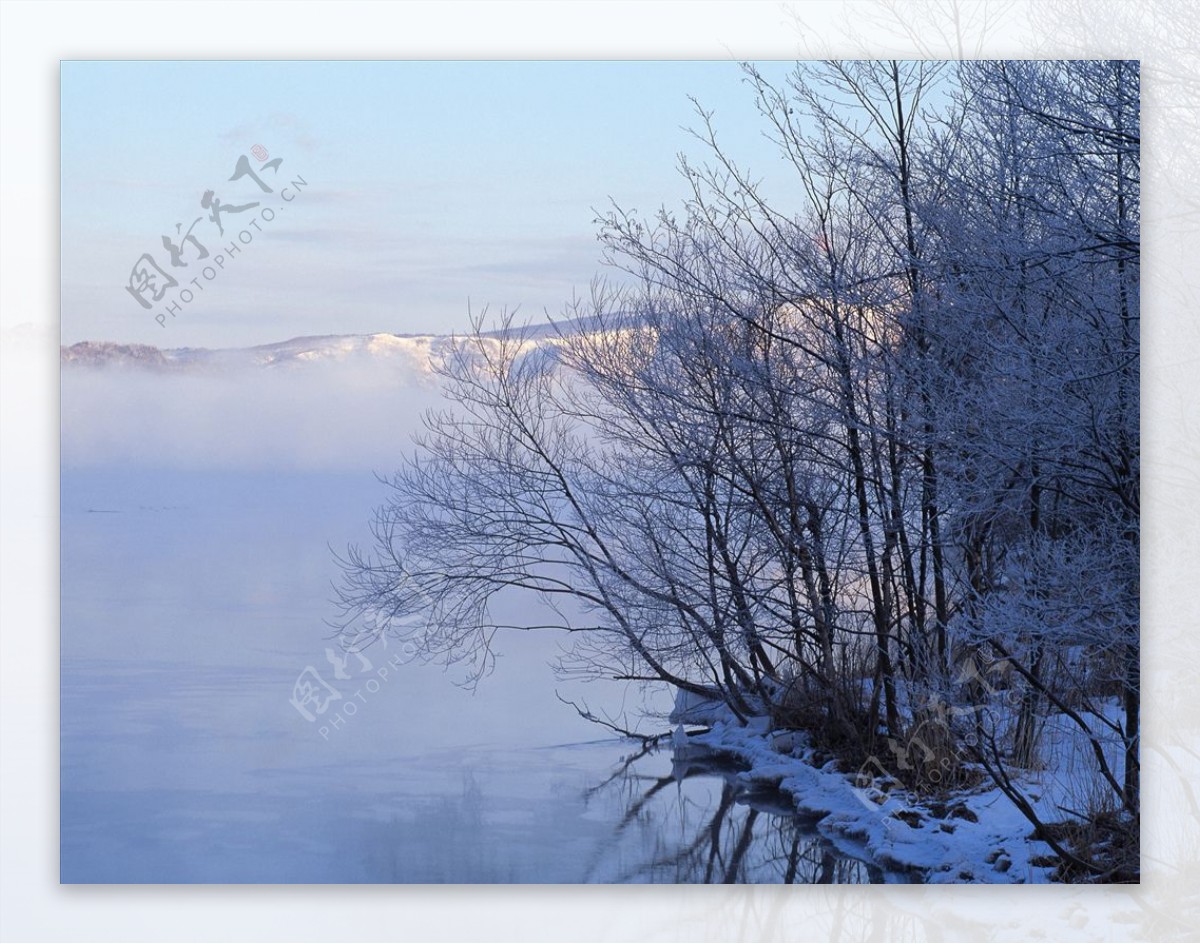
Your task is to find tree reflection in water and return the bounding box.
[582,743,890,884]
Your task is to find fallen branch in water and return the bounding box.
[555,691,673,746]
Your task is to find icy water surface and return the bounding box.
[60,469,897,883]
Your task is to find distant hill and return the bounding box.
[60,315,639,374]
[62,334,463,373]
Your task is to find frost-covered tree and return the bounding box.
[337,58,1139,873]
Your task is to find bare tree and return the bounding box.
[337,57,1139,874]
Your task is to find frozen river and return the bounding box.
[61,468,896,883]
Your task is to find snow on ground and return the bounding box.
[686,712,1103,884]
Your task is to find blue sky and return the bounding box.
[61,60,797,347]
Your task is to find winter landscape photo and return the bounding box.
[60,59,1139,884]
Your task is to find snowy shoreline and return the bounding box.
[685,718,1062,884]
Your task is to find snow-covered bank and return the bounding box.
[686,717,1065,884]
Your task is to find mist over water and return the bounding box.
[60,351,447,471]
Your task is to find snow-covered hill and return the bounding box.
[60,315,635,374]
[60,333,479,375]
